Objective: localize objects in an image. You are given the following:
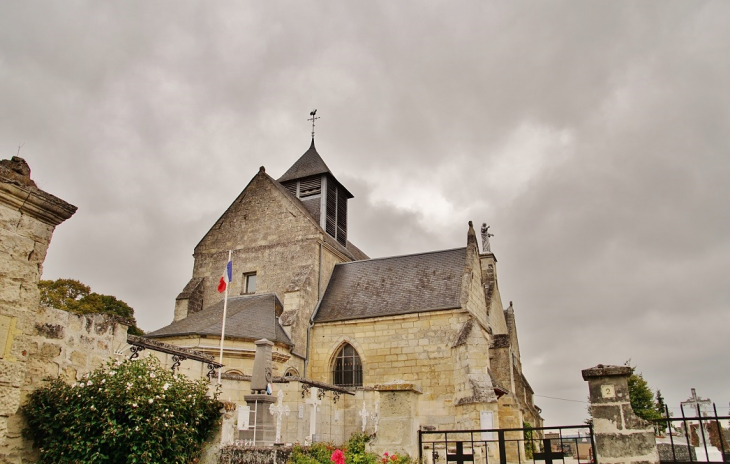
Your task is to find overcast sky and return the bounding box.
[2,1,728,426]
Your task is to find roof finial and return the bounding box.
[308,109,319,139]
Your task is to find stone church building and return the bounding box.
[147,139,542,452]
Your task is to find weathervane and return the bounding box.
[308,109,320,139]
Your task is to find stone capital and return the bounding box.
[581,364,632,380]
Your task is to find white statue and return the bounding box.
[481,223,494,252]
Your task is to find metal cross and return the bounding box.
[359,402,369,432]
[532,440,565,464]
[308,109,320,138]
[446,442,474,464]
[269,389,290,444]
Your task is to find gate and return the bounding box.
[419,425,595,464]
[651,404,730,464]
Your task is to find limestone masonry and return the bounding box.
[147,139,543,455]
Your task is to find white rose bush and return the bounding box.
[23,356,222,463]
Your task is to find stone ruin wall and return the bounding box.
[0,157,132,463]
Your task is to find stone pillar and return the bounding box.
[372,383,422,458]
[0,157,76,463]
[582,364,659,464]
[241,339,276,445]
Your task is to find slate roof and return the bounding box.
[278,139,331,182]
[313,247,467,323]
[277,139,353,198]
[146,293,292,346]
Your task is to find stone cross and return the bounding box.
[359,403,369,432]
[681,388,713,448]
[269,389,290,444]
[305,387,322,441]
[370,402,379,434]
[681,388,712,418]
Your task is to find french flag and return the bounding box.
[217,258,233,293]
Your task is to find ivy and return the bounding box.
[22,356,222,463]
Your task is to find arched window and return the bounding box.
[284,367,299,378]
[333,343,362,387]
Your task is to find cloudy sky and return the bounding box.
[2,1,728,425]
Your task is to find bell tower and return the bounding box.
[277,139,353,247]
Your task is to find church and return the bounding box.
[146,138,542,452]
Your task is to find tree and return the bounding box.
[39,279,144,335]
[626,365,664,422]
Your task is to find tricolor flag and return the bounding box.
[217,258,233,293]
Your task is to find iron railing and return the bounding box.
[651,404,729,463]
[419,424,594,464]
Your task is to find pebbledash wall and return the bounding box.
[0,157,130,463]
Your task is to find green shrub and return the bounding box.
[22,356,222,463]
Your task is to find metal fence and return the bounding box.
[419,425,594,464]
[651,404,729,464]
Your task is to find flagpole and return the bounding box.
[217,250,232,385]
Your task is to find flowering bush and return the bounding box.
[22,356,222,463]
[289,434,410,464]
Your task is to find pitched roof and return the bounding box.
[277,139,353,198]
[277,139,332,182]
[146,293,292,346]
[313,247,467,323]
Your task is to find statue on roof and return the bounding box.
[481,223,494,253]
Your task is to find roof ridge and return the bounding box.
[335,247,466,265]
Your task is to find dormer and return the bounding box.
[278,140,353,247]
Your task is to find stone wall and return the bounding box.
[0,157,73,463]
[309,309,497,430]
[182,170,352,359]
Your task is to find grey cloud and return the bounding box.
[3,0,729,426]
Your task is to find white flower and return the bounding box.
[150,373,156,378]
[87,380,93,386]
[109,371,116,376]
[163,383,170,391]
[79,382,85,387]
[148,398,153,404]
[132,403,138,408]
[101,379,105,384]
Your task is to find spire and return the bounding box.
[277,139,333,183]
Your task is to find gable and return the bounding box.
[195,168,324,254]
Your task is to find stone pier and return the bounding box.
[582,364,659,464]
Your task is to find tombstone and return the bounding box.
[269,390,290,445]
[305,387,322,442]
[241,339,277,445]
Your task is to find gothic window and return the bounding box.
[333,343,362,387]
[284,367,299,378]
[242,272,257,294]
